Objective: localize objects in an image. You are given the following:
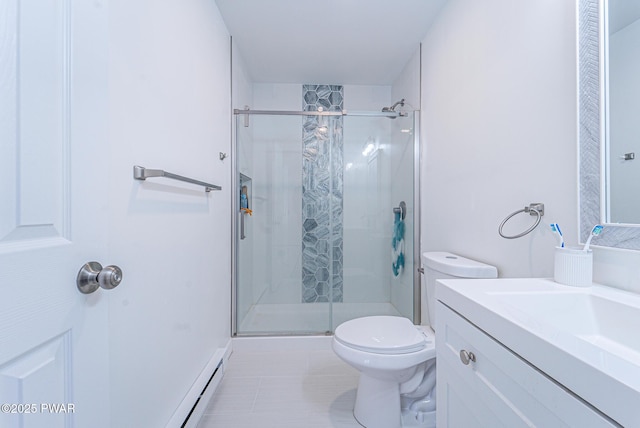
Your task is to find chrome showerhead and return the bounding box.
[382,98,405,113]
[382,99,406,118]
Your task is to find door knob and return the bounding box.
[459,349,476,365]
[77,262,123,294]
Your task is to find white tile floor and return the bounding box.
[238,302,401,334]
[197,346,363,428]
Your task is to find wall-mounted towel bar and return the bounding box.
[133,165,221,192]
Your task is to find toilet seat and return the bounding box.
[334,316,430,355]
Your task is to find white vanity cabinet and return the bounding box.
[435,301,615,428]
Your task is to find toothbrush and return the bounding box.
[550,223,564,247]
[583,225,603,251]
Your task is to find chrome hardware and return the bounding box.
[98,265,122,290]
[417,267,424,274]
[133,165,221,192]
[393,201,407,220]
[232,108,401,119]
[240,211,246,240]
[525,202,545,217]
[459,349,476,365]
[219,152,228,161]
[77,262,123,294]
[243,106,250,127]
[498,202,544,239]
[622,152,635,161]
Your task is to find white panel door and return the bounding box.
[0,1,110,427]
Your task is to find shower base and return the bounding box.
[238,302,402,335]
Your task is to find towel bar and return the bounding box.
[133,165,221,192]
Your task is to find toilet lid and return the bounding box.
[334,316,427,354]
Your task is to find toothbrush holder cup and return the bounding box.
[553,246,593,287]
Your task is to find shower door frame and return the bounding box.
[230,109,422,336]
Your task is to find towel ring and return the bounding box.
[498,203,544,239]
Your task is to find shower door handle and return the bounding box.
[240,211,246,240]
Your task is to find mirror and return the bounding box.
[579,0,640,249]
[605,0,640,224]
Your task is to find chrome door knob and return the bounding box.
[98,265,123,290]
[77,262,123,294]
[459,349,476,365]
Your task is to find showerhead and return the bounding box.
[382,99,406,118]
[382,98,405,113]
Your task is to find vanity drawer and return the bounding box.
[435,301,616,428]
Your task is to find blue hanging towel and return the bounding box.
[392,211,405,277]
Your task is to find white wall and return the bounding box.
[107,1,231,426]
[608,18,640,224]
[392,47,421,111]
[420,0,578,278]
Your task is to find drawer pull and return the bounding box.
[459,349,476,365]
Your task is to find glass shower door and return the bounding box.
[235,114,332,334]
[234,110,418,336]
[332,112,416,330]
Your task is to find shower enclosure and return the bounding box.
[232,103,419,336]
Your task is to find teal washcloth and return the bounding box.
[392,211,405,277]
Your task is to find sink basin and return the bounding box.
[491,290,640,365]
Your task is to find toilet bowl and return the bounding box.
[333,316,436,428]
[333,252,498,428]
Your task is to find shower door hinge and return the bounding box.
[417,267,424,274]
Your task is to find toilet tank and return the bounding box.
[421,252,498,329]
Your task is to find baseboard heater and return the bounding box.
[166,349,227,428]
[181,359,223,427]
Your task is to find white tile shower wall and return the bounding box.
[343,85,392,110]
[342,115,393,304]
[334,86,393,304]
[251,84,393,305]
[419,0,578,278]
[250,115,303,305]
[250,85,303,305]
[253,83,301,110]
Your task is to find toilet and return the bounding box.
[332,252,497,428]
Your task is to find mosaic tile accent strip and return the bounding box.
[302,85,343,303]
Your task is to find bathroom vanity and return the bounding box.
[435,278,640,427]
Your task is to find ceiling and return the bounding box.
[215,0,448,85]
